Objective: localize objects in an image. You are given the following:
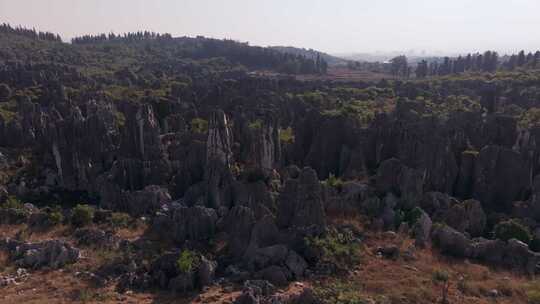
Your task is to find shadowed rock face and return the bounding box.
[277,167,326,231]
[472,145,529,211]
[207,110,233,167]
[120,103,162,161]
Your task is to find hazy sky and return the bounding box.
[1,0,539,55]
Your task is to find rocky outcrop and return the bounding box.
[207,110,233,166]
[324,181,370,215]
[442,199,486,237]
[153,204,218,244]
[244,115,281,170]
[1,239,80,269]
[472,145,529,211]
[432,225,540,275]
[277,167,326,231]
[119,252,217,293]
[99,184,171,216]
[413,210,432,248]
[120,103,162,161]
[74,228,121,250]
[221,206,256,259]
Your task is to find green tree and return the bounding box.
[390,55,408,78]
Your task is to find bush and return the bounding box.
[71,204,95,227]
[247,119,263,130]
[494,219,532,244]
[190,118,208,134]
[110,212,131,228]
[279,127,295,144]
[432,269,450,304]
[405,207,424,226]
[325,173,344,191]
[305,229,362,269]
[47,210,64,226]
[2,196,24,210]
[176,250,199,274]
[432,269,449,283]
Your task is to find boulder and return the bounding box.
[432,225,472,257]
[258,265,290,286]
[197,256,217,288]
[442,199,486,237]
[74,228,120,249]
[285,250,308,279]
[246,244,288,271]
[171,206,218,243]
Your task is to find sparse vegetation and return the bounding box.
[279,127,295,144]
[313,280,368,304]
[2,196,24,210]
[248,119,263,130]
[527,282,540,304]
[190,118,209,134]
[432,269,450,304]
[305,229,362,270]
[176,250,199,274]
[323,173,344,191]
[110,212,132,228]
[47,208,64,226]
[494,219,532,244]
[71,204,95,227]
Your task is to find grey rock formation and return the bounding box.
[2,239,80,269]
[473,145,528,211]
[442,199,486,237]
[276,167,326,231]
[413,210,432,248]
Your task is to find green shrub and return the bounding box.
[305,229,362,269]
[248,119,263,130]
[325,173,344,191]
[110,212,131,228]
[2,196,24,210]
[176,250,199,274]
[71,204,95,227]
[405,207,424,226]
[432,269,450,304]
[279,127,295,144]
[494,219,532,244]
[432,269,449,283]
[526,282,540,304]
[190,118,208,134]
[47,210,64,226]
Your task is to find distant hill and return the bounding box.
[270,46,349,66]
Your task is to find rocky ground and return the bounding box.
[0,214,537,304]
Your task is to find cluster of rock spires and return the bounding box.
[0,238,80,269]
[4,78,540,295]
